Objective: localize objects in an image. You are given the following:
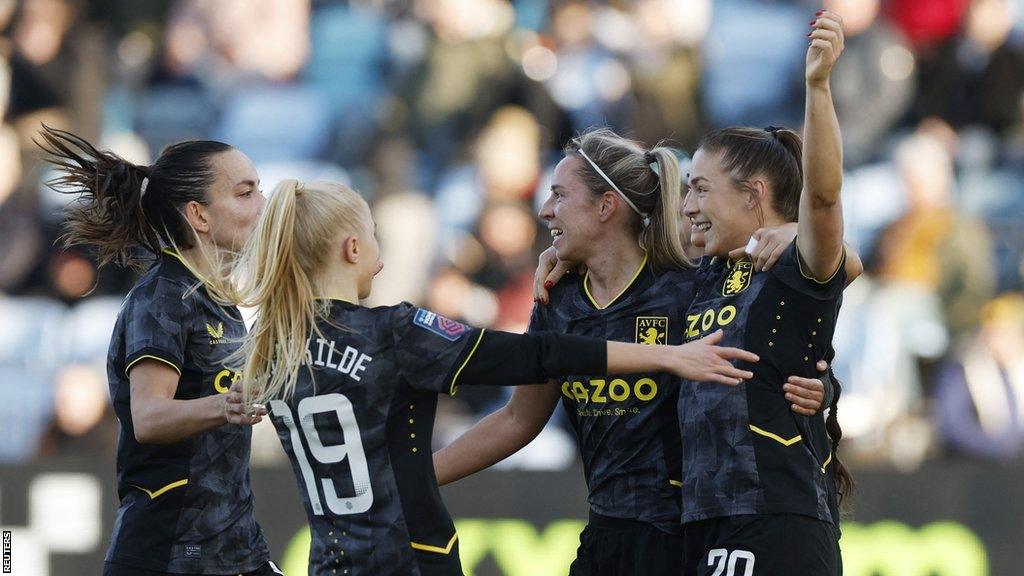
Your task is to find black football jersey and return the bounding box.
[679,242,844,525]
[530,260,696,534]
[270,300,489,576]
[106,249,269,573]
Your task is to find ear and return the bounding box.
[183,200,210,233]
[598,190,618,223]
[746,180,769,210]
[342,235,359,265]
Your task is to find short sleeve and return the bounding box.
[769,241,846,300]
[123,278,192,376]
[390,303,480,395]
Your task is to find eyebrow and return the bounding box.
[550,184,566,192]
[235,179,259,188]
[688,176,709,187]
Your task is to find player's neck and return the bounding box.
[315,268,361,305]
[583,236,646,305]
[176,244,222,284]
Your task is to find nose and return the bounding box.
[538,194,554,221]
[682,188,698,219]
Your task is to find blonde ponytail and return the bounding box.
[229,179,367,406]
[641,146,690,271]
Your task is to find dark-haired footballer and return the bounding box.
[38,126,279,576]
[677,12,852,576]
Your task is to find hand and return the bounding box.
[533,246,578,305]
[783,359,829,416]
[668,330,759,386]
[806,10,845,88]
[223,379,267,425]
[728,223,798,272]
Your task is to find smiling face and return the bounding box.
[538,156,604,262]
[684,149,763,257]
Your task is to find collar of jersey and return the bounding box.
[707,255,750,269]
[315,296,359,307]
[160,248,213,285]
[582,252,648,310]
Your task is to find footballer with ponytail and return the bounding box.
[38,126,279,576]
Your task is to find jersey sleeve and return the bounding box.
[770,240,847,300]
[390,303,479,395]
[123,278,193,376]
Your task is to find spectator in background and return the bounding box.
[628,0,709,147]
[365,140,439,307]
[935,293,1024,460]
[910,0,1024,132]
[205,0,309,83]
[401,0,519,170]
[36,363,118,459]
[876,131,996,337]
[435,104,544,248]
[826,0,916,166]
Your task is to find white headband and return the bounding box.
[140,177,149,198]
[577,149,650,227]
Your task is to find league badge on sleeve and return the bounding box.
[413,309,470,341]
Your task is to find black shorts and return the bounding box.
[568,512,683,576]
[682,514,841,576]
[103,560,284,576]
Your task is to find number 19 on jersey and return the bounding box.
[270,394,374,515]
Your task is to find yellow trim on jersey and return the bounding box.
[125,354,182,377]
[748,424,803,446]
[795,243,847,285]
[583,253,649,310]
[449,330,486,397]
[160,248,215,287]
[669,479,683,487]
[821,452,833,472]
[411,533,458,555]
[131,478,189,499]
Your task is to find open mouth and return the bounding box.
[692,221,711,233]
[550,228,563,238]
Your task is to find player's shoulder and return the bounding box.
[122,262,196,313]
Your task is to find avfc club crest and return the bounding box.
[722,259,753,296]
[635,316,668,345]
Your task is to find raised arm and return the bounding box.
[433,381,561,485]
[797,10,846,281]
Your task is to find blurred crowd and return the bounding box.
[2,0,1024,472]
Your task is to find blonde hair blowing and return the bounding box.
[230,179,368,407]
[567,129,691,272]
